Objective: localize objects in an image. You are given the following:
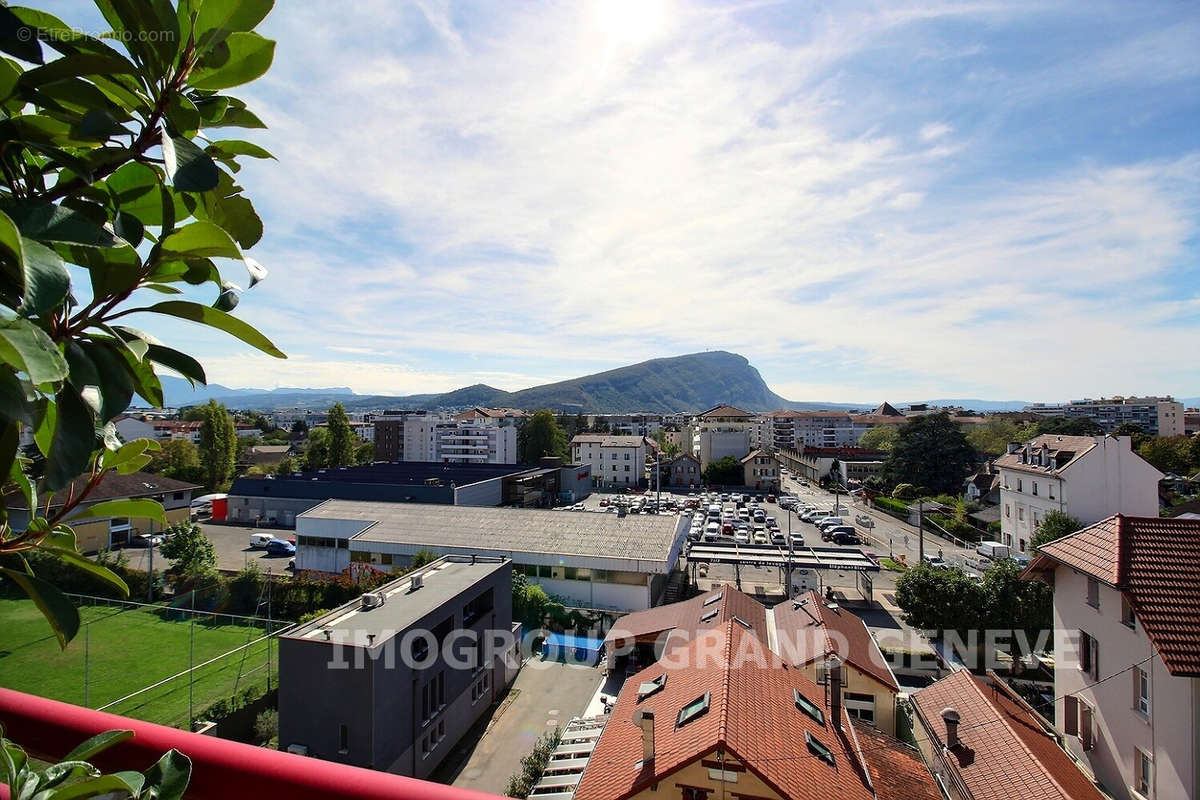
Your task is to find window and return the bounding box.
[1005,504,1011,518]
[1135,748,1152,796]
[703,592,722,606]
[1032,481,1038,496]
[338,724,348,754]
[1017,479,1023,492]
[680,788,710,800]
[793,689,825,726]
[844,691,876,725]
[637,674,667,701]
[1086,577,1100,609]
[732,616,752,629]
[699,609,718,622]
[1064,695,1078,736]
[805,731,836,766]
[1134,667,1150,717]
[624,452,630,460]
[676,693,710,728]
[1048,484,1055,499]
[1079,631,1099,679]
[1121,596,1136,628]
[1018,507,1024,521]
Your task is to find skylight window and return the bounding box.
[637,674,667,701]
[806,731,836,766]
[794,689,825,726]
[699,609,719,622]
[732,616,752,629]
[676,692,710,728]
[703,592,722,606]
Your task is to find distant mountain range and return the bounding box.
[147,352,1197,415]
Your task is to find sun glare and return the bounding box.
[592,0,671,47]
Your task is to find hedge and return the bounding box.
[873,496,911,516]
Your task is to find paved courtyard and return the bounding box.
[115,522,295,575]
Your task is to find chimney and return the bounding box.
[1006,441,1020,455]
[828,655,843,727]
[941,707,961,749]
[636,710,655,764]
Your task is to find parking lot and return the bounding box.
[114,522,297,575]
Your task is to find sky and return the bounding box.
[54,1,1200,403]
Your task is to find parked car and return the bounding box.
[832,531,864,546]
[127,533,164,548]
[789,533,805,548]
[816,517,845,532]
[766,494,776,503]
[249,532,273,549]
[752,531,768,544]
[771,530,787,544]
[266,538,296,556]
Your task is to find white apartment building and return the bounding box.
[995,435,1162,554]
[1026,515,1200,800]
[403,414,518,465]
[1025,396,1185,437]
[570,434,651,488]
[689,405,755,468]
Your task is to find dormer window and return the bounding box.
[794,689,826,726]
[637,674,667,701]
[676,692,710,728]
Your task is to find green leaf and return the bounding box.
[17,52,137,90]
[113,211,144,249]
[43,383,97,490]
[0,421,18,485]
[0,369,35,425]
[0,317,69,385]
[39,759,98,789]
[190,32,275,91]
[2,204,119,249]
[0,567,79,648]
[113,771,146,796]
[0,7,43,65]
[100,436,159,473]
[36,540,132,600]
[205,139,274,161]
[118,344,163,408]
[94,0,179,78]
[142,749,191,800]
[106,162,170,226]
[15,238,71,318]
[70,498,166,526]
[161,134,219,192]
[77,341,134,422]
[133,300,285,358]
[205,97,266,129]
[32,398,55,457]
[41,773,142,800]
[159,221,241,260]
[193,94,229,125]
[164,92,200,139]
[146,344,206,386]
[193,0,274,37]
[8,454,37,519]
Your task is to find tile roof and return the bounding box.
[577,622,939,800]
[773,591,899,691]
[603,584,768,651]
[912,671,1105,800]
[738,449,775,464]
[571,434,650,447]
[5,471,200,512]
[993,435,1099,475]
[1030,514,1200,676]
[696,404,753,419]
[872,402,905,417]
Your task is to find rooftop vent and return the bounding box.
[941,707,962,749]
[410,573,424,591]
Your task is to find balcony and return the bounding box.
[0,688,501,800]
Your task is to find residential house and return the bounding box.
[1024,515,1200,800]
[995,435,1162,554]
[911,669,1107,799]
[571,434,652,489]
[665,453,701,488]
[741,449,780,491]
[3,471,199,553]
[964,461,1001,505]
[576,620,939,800]
[278,555,516,780]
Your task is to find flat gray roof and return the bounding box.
[283,555,508,645]
[299,500,686,573]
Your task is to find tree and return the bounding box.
[303,427,330,471]
[275,455,298,476]
[291,419,309,436]
[858,425,899,452]
[1137,436,1193,475]
[147,438,200,476]
[354,440,375,465]
[702,455,742,486]
[651,428,680,457]
[895,565,985,635]
[327,403,356,467]
[965,418,1021,456]
[891,483,918,501]
[1035,416,1104,436]
[254,415,274,433]
[198,400,237,490]
[160,522,217,580]
[0,2,283,644]
[1112,422,1148,449]
[518,410,568,463]
[1030,510,1083,550]
[881,413,978,494]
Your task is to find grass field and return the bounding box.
[0,597,278,728]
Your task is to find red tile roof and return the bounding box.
[603,584,768,652]
[912,671,1105,800]
[1030,514,1200,677]
[697,405,753,419]
[773,591,899,691]
[993,434,1098,475]
[577,622,939,800]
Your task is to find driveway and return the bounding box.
[444,660,604,794]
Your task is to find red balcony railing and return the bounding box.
[0,688,503,800]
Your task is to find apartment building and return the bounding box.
[689,405,756,468]
[278,555,515,780]
[571,434,651,488]
[579,603,938,800]
[1025,397,1185,437]
[589,414,664,436]
[995,435,1162,554]
[912,670,1107,800]
[403,409,520,465]
[1025,515,1200,800]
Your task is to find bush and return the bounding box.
[254,708,279,747]
[504,728,562,798]
[873,496,910,516]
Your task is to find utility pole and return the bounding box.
[147,539,154,603]
[918,502,925,564]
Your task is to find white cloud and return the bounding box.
[196,0,1200,401]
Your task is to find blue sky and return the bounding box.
[53,1,1200,402]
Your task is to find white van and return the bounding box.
[249,532,273,549]
[976,541,1010,560]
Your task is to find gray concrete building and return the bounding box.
[277,554,515,780]
[295,501,687,612]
